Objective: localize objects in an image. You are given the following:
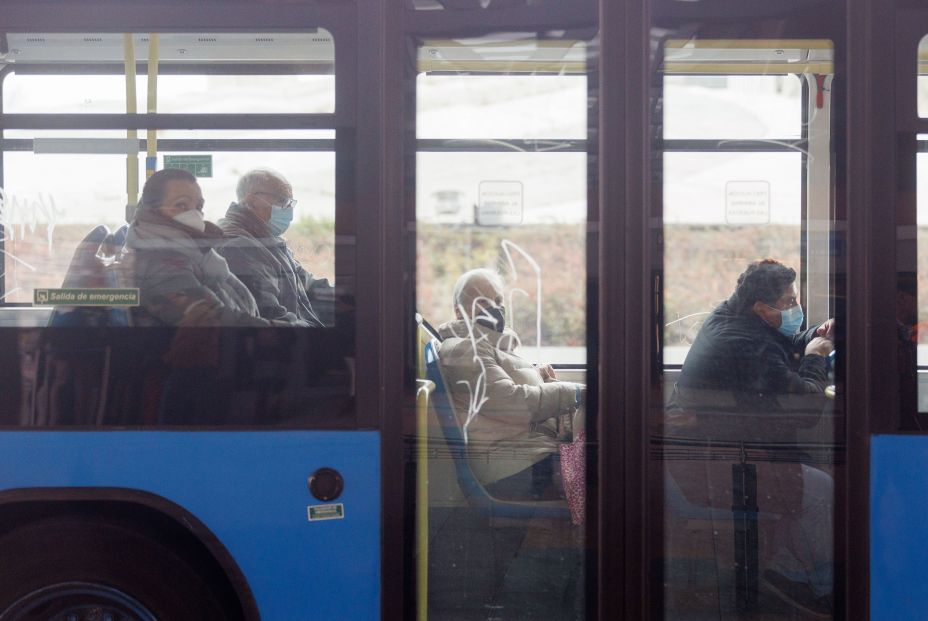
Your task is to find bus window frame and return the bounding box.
[0,15,373,429]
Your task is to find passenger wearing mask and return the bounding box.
[673,258,834,412]
[125,168,270,327]
[437,268,584,499]
[215,169,333,327]
[669,259,835,618]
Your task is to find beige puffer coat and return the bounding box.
[437,320,581,485]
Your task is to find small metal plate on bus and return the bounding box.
[308,503,345,522]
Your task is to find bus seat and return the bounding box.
[48,224,132,328]
[417,320,570,520]
[61,225,109,288]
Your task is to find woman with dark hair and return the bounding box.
[125,168,270,327]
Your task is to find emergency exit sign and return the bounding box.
[164,155,213,178]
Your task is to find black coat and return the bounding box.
[672,300,829,417]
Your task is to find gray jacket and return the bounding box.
[216,203,333,327]
[125,209,268,327]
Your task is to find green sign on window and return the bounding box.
[163,154,213,178]
[34,288,140,307]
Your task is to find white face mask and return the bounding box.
[172,209,205,233]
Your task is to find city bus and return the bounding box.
[0,0,922,619]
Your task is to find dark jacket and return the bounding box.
[125,208,269,327]
[672,300,829,417]
[216,203,333,327]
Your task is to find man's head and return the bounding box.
[729,259,799,330]
[236,169,295,233]
[452,268,505,323]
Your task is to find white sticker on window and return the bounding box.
[477,181,523,226]
[725,180,771,224]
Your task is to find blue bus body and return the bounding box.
[871,434,928,620]
[0,430,381,619]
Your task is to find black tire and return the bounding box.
[0,516,235,621]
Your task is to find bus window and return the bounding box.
[655,39,840,619]
[915,36,928,416]
[412,33,593,619]
[0,30,353,428]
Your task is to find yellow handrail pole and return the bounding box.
[123,34,138,221]
[415,378,433,621]
[146,33,159,179]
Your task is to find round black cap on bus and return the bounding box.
[308,467,344,501]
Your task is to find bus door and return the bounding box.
[407,28,597,620]
[647,17,845,621]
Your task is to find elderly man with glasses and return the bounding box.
[215,168,333,327]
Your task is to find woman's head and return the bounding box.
[139,168,203,219]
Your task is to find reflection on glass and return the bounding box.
[919,35,928,118]
[2,148,335,304]
[3,31,336,114]
[663,152,802,365]
[664,75,802,140]
[0,31,353,429]
[414,33,591,620]
[657,38,837,620]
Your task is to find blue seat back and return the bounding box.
[49,224,131,328]
[423,337,569,520]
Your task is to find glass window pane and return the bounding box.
[0,31,353,429]
[663,152,802,364]
[664,75,803,140]
[412,33,592,620]
[417,75,587,140]
[3,31,335,114]
[656,39,838,621]
[919,35,928,118]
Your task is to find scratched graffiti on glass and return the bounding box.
[453,238,541,429]
[0,187,67,302]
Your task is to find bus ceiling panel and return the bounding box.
[418,34,837,78]
[1,138,336,153]
[651,0,836,22]
[405,5,596,36]
[1,32,334,65]
[415,138,586,152]
[417,36,590,74]
[5,63,334,76]
[0,113,345,131]
[660,39,834,76]
[0,2,356,32]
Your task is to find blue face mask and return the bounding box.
[772,304,804,336]
[267,206,293,236]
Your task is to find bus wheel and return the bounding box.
[0,516,235,621]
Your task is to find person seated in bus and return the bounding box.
[436,268,584,500]
[672,258,833,413]
[214,168,333,327]
[668,259,834,616]
[124,167,271,328]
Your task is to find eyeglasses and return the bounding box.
[256,191,297,210]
